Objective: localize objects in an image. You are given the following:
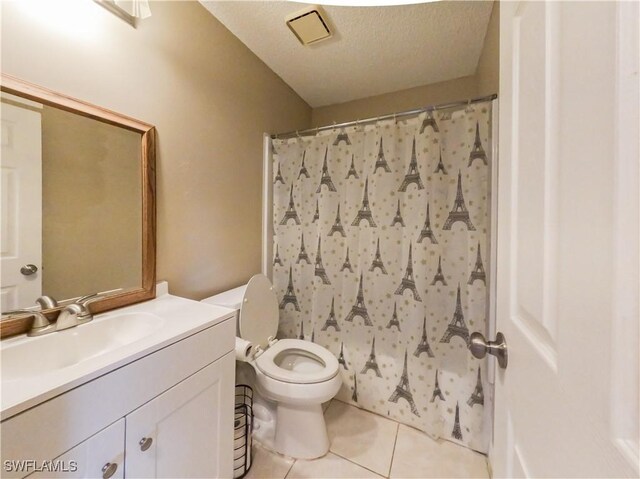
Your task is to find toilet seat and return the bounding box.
[255,339,339,384]
[231,274,339,385]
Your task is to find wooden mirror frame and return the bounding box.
[0,74,156,338]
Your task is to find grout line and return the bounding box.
[328,400,397,477]
[323,399,333,414]
[332,397,397,425]
[290,398,486,479]
[390,416,489,458]
[252,443,296,479]
[334,399,487,457]
[387,422,400,479]
[327,450,387,478]
[282,458,296,479]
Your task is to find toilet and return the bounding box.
[202,274,341,459]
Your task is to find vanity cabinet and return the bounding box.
[2,313,236,479]
[27,355,234,479]
[125,354,234,478]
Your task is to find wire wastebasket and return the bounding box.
[234,385,253,478]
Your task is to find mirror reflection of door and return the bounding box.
[1,94,43,311]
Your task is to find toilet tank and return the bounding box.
[201,284,248,334]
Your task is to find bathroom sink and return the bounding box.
[1,312,163,381]
[1,286,237,420]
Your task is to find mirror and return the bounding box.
[0,74,156,337]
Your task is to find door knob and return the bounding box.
[469,331,508,369]
[20,264,38,276]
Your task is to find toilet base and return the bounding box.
[274,402,329,459]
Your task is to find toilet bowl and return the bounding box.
[202,274,341,459]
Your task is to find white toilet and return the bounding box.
[202,274,341,459]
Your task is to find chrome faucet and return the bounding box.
[55,304,84,331]
[0,292,106,337]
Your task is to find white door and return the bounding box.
[492,2,639,477]
[0,94,42,311]
[125,353,235,478]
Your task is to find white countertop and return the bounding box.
[1,290,235,420]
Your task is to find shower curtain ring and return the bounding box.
[465,98,473,113]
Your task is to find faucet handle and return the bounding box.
[76,293,99,305]
[75,293,104,322]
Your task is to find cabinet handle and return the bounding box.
[139,437,153,451]
[102,462,118,479]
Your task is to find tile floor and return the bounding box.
[245,400,490,479]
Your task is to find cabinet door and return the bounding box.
[125,352,234,478]
[29,419,124,479]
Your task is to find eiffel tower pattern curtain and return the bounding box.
[271,101,492,453]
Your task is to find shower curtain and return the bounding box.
[271,100,492,453]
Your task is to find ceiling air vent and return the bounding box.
[285,5,332,46]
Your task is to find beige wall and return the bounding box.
[311,75,478,127]
[1,1,311,300]
[311,1,499,127]
[476,1,500,97]
[42,106,142,300]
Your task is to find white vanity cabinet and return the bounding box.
[1,303,236,479]
[125,354,234,478]
[27,354,234,479]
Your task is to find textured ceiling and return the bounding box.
[199,1,493,107]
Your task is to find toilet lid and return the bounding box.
[239,274,279,349]
[255,339,339,384]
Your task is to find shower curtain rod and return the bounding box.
[271,93,497,140]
